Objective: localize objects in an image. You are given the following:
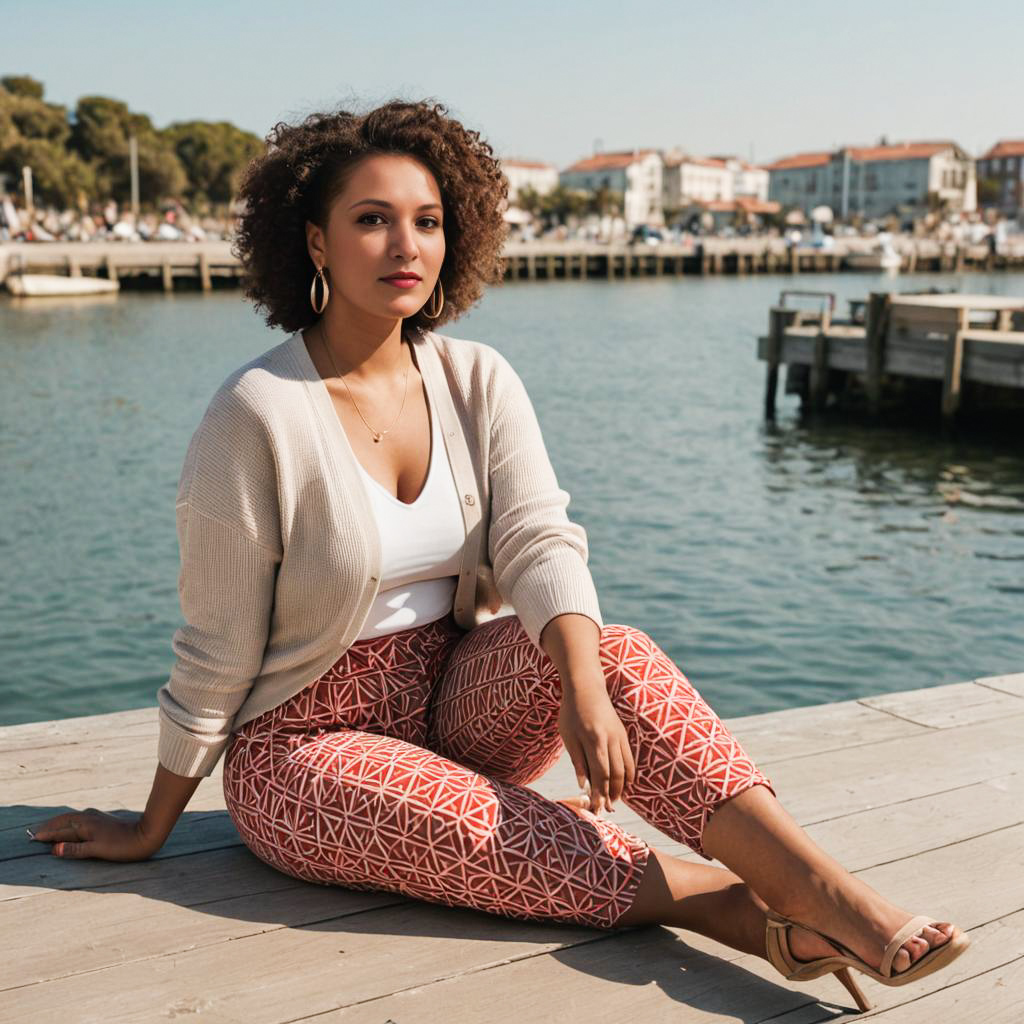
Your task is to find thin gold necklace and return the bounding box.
[318,321,410,443]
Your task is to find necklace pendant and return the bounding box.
[373,432,383,442]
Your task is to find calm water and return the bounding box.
[2,270,1022,726]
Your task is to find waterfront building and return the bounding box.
[766,141,976,220]
[708,155,771,201]
[662,150,734,206]
[559,149,664,228]
[498,158,559,205]
[976,141,1024,217]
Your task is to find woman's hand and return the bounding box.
[26,808,162,862]
[557,684,636,816]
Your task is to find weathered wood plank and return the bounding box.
[0,707,154,753]
[317,909,1024,1024]
[859,679,1024,729]
[976,673,1024,699]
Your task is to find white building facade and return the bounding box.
[560,149,663,227]
[662,150,734,207]
[498,159,559,205]
[715,157,770,200]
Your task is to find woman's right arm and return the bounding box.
[28,762,201,860]
[27,388,282,861]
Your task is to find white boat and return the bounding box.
[5,273,120,296]
[845,233,902,272]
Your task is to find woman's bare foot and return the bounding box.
[782,878,959,975]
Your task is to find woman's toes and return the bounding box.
[893,928,950,974]
[892,945,912,973]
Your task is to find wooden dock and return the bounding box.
[4,672,1021,1021]
[759,290,1024,424]
[2,236,1024,293]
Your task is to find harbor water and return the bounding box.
[2,270,1022,727]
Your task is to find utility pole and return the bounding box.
[22,165,33,220]
[129,134,139,216]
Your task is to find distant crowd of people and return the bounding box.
[0,195,238,243]
[2,193,1020,249]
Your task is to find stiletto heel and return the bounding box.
[833,966,872,1012]
[764,907,969,1014]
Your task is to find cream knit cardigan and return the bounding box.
[156,327,604,777]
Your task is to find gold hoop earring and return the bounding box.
[423,278,444,319]
[310,265,329,314]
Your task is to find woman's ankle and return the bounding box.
[771,868,849,924]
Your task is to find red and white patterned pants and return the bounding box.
[223,611,775,930]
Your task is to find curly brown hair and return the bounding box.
[231,97,509,336]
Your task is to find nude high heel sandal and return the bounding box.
[764,907,970,1013]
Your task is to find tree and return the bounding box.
[1,74,44,100]
[535,184,589,224]
[0,80,94,207]
[69,95,186,205]
[514,184,543,217]
[586,184,623,217]
[162,120,264,209]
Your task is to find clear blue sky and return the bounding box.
[9,0,1022,167]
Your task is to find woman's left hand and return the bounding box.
[557,683,636,815]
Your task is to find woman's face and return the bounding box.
[309,153,446,325]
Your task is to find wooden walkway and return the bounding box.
[3,236,1024,291]
[3,673,1022,1022]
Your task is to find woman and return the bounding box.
[27,98,966,1012]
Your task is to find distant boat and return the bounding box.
[5,273,120,296]
[845,233,902,272]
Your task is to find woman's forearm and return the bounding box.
[138,762,205,848]
[539,613,606,696]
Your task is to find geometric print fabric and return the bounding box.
[223,611,775,930]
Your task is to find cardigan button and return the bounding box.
[447,430,454,437]
[464,494,475,505]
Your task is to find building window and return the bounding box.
[994,158,1002,172]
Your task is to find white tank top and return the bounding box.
[353,399,466,640]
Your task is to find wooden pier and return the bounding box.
[759,290,1024,424]
[2,236,1024,293]
[4,672,1021,1021]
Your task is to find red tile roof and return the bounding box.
[846,141,956,162]
[767,142,960,171]
[981,140,1024,159]
[563,149,659,172]
[763,151,832,171]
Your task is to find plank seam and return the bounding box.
[854,700,942,729]
[974,679,1024,699]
